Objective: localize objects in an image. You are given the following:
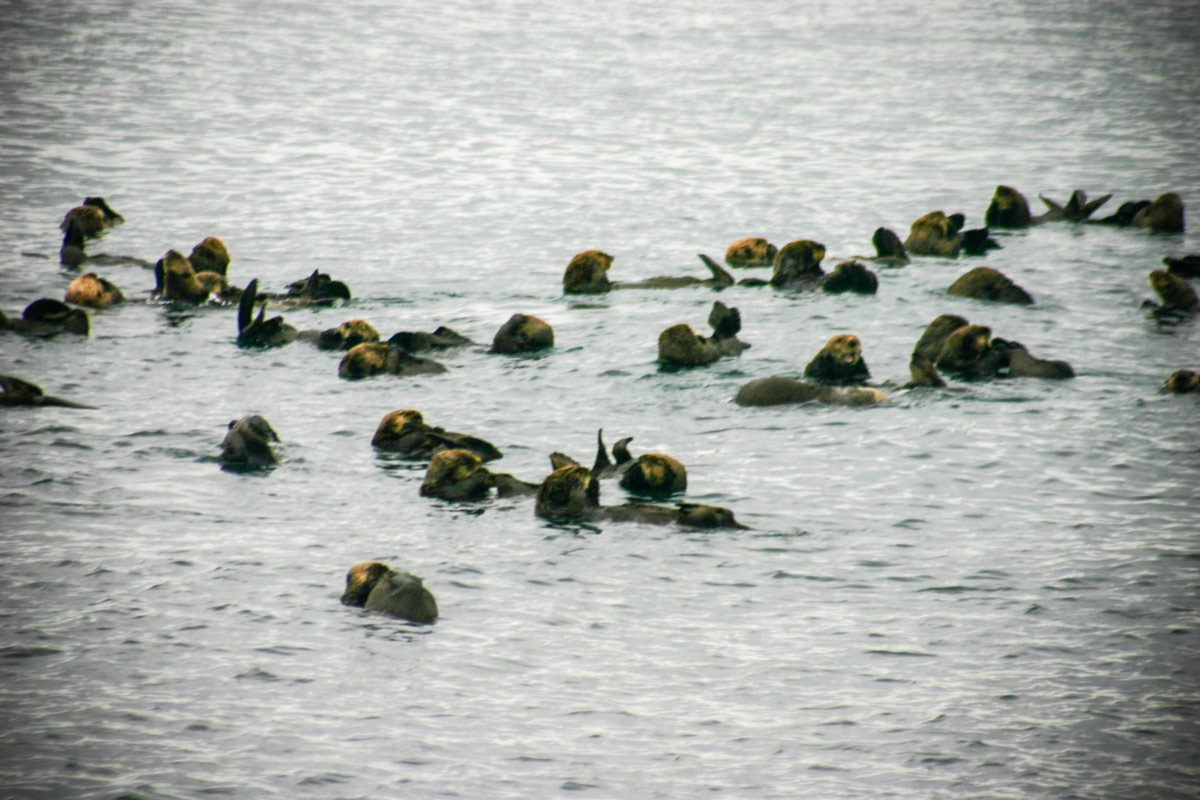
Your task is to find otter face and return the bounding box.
[535,465,600,520]
[563,250,614,293]
[339,342,389,379]
[619,453,687,494]
[724,237,776,267]
[1132,192,1185,233]
[65,273,124,309]
[490,313,554,353]
[804,334,869,385]
[420,448,490,500]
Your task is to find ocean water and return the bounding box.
[1,0,1198,798]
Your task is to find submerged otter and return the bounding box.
[657,301,748,367]
[803,334,870,385]
[861,227,909,266]
[1164,370,1199,394]
[734,377,888,407]
[60,197,123,238]
[372,409,503,462]
[490,314,554,353]
[219,415,280,470]
[1,299,89,337]
[0,374,94,409]
[341,562,438,624]
[65,272,124,309]
[562,250,735,293]
[534,465,744,529]
[947,267,1034,305]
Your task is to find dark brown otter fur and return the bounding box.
[341,561,438,624]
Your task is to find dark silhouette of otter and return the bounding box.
[820,260,879,294]
[1,299,89,337]
[0,375,94,408]
[1164,370,1199,394]
[657,301,748,367]
[752,240,878,293]
[219,415,280,470]
[65,273,124,309]
[372,409,503,462]
[985,186,1034,228]
[237,279,297,348]
[914,315,1074,380]
[803,334,870,385]
[1094,200,1152,226]
[60,197,123,238]
[341,562,438,624]
[1094,192,1185,232]
[724,237,777,267]
[563,250,735,293]
[947,267,1034,305]
[863,227,909,266]
[188,237,230,277]
[905,211,998,257]
[534,465,744,529]
[490,314,554,353]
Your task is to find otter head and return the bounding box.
[1132,192,1185,233]
[676,503,747,530]
[371,409,427,450]
[804,333,869,385]
[562,250,614,293]
[420,448,491,500]
[935,324,994,376]
[821,260,878,294]
[65,273,124,309]
[1149,269,1199,311]
[340,561,438,623]
[872,227,907,259]
[341,561,391,606]
[339,342,390,379]
[490,313,554,353]
[619,453,687,494]
[657,323,718,367]
[22,298,89,335]
[535,465,600,521]
[1165,369,1200,394]
[319,319,380,350]
[188,236,230,276]
[985,186,1032,228]
[724,237,777,267]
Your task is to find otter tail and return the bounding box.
[697,254,734,288]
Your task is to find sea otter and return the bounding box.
[657,301,748,367]
[1164,255,1200,278]
[283,269,351,304]
[985,185,1034,228]
[1132,193,1185,233]
[155,250,229,304]
[490,314,554,353]
[237,279,298,348]
[341,561,438,624]
[187,237,230,277]
[1,299,89,337]
[1164,370,1199,394]
[1094,200,1152,226]
[219,415,280,470]
[946,267,1034,305]
[820,260,879,294]
[60,197,123,238]
[389,326,473,352]
[863,227,910,266]
[724,237,777,267]
[419,448,538,500]
[905,211,997,257]
[769,239,826,288]
[371,409,503,462]
[914,315,1074,380]
[64,273,125,309]
[0,374,94,408]
[312,319,381,350]
[733,376,888,407]
[562,250,735,293]
[618,452,687,494]
[339,342,448,379]
[1147,270,1199,313]
[534,465,744,529]
[803,334,870,385]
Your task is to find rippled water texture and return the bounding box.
[2,0,1199,798]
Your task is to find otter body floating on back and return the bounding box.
[0,375,94,409]
[734,376,888,407]
[562,250,734,293]
[341,562,438,624]
[418,448,539,501]
[372,409,503,462]
[1,299,89,337]
[1094,192,1185,232]
[490,314,554,353]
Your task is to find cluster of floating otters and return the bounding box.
[3,186,1197,622]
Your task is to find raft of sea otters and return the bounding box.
[3,186,1197,623]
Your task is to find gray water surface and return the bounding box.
[2,1,1199,798]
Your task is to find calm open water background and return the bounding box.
[2,0,1199,798]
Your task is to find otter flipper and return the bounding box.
[698,254,734,288]
[238,279,259,335]
[592,428,612,474]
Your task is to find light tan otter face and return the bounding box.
[341,561,391,606]
[824,334,862,365]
